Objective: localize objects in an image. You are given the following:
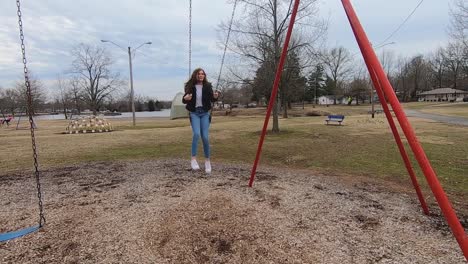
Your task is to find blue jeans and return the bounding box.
[190,108,211,158]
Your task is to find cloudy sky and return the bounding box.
[0,0,451,101]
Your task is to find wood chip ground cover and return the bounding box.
[0,159,465,263]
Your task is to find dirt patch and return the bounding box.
[0,159,465,263]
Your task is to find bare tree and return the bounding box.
[320,46,354,104]
[70,43,124,115]
[449,0,468,48]
[443,42,465,89]
[14,75,47,115]
[379,49,396,77]
[447,0,468,90]
[394,55,433,101]
[214,78,240,109]
[69,77,84,115]
[239,83,254,106]
[347,77,370,105]
[428,47,447,88]
[134,94,148,112]
[54,75,73,119]
[350,64,372,105]
[224,0,325,132]
[221,86,239,109]
[394,56,411,101]
[0,87,18,117]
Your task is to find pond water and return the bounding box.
[34,109,171,120]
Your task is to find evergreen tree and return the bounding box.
[324,76,336,97]
[155,100,163,111]
[281,50,307,114]
[148,99,156,111]
[306,64,326,103]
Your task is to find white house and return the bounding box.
[418,88,468,102]
[317,96,358,105]
[317,96,335,105]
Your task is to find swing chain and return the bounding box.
[16,0,46,227]
[189,0,192,77]
[215,0,238,92]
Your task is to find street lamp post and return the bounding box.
[101,40,152,126]
[370,41,395,118]
[127,46,136,126]
[314,74,318,108]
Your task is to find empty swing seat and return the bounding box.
[0,225,41,242]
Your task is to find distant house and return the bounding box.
[317,96,334,105]
[418,88,468,102]
[317,96,359,105]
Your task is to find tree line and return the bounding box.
[1,0,466,129]
[217,0,468,132]
[0,44,170,119]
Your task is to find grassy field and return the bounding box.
[1,103,467,201]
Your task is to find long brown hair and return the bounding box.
[184,68,210,93]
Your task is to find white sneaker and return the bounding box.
[191,159,200,170]
[205,160,211,174]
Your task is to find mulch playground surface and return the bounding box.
[0,159,466,263]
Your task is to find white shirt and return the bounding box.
[195,84,203,107]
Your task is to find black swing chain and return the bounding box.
[16,0,46,227]
[189,0,192,78]
[212,0,237,114]
[215,0,237,92]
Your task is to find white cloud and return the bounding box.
[0,0,452,101]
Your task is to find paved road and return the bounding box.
[405,109,468,126]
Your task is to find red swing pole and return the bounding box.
[368,66,430,215]
[341,0,467,259]
[249,0,301,187]
[343,7,429,215]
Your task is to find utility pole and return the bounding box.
[128,47,136,126]
[101,40,151,126]
[302,85,305,109]
[314,75,318,108]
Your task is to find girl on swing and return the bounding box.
[182,68,220,173]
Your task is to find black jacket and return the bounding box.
[182,83,218,112]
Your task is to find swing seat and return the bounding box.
[2,1,45,244]
[0,225,41,242]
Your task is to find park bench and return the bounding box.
[325,115,345,125]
